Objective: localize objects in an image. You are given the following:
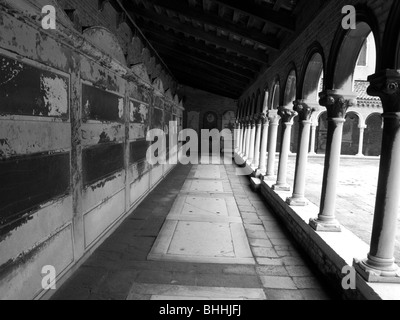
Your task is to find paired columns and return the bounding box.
[354,70,400,282]
[287,101,315,206]
[273,108,298,191]
[310,90,357,232]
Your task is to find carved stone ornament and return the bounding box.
[319,90,357,119]
[278,107,298,123]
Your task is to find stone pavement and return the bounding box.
[52,161,336,300]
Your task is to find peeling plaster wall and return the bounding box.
[0,1,184,300]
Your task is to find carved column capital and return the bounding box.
[293,100,315,121]
[278,107,298,123]
[260,113,268,125]
[367,70,400,113]
[319,90,357,119]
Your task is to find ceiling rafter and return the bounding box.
[137,22,263,72]
[127,6,270,64]
[124,0,279,51]
[151,42,255,80]
[212,0,296,32]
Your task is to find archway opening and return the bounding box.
[363,113,383,156]
[303,53,324,102]
[341,112,360,155]
[316,112,328,154]
[333,22,376,91]
[271,82,280,110]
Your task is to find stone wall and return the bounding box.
[0,0,184,300]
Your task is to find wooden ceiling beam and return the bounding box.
[174,71,242,98]
[137,23,263,72]
[124,0,279,50]
[128,7,270,64]
[162,55,250,87]
[212,0,295,32]
[151,42,256,80]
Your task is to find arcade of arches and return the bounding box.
[1,0,400,300]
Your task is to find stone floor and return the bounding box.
[52,160,337,300]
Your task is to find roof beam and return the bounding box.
[137,23,263,72]
[162,55,249,87]
[125,0,279,50]
[128,8,270,64]
[212,0,295,32]
[273,0,287,11]
[151,42,256,80]
[173,71,242,99]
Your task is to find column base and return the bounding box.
[272,184,291,192]
[286,196,309,206]
[255,169,266,178]
[250,177,262,191]
[353,258,400,283]
[309,218,341,232]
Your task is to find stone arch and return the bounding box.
[152,77,165,94]
[262,87,269,114]
[255,89,262,114]
[270,78,281,110]
[250,93,256,115]
[326,5,381,91]
[342,112,360,155]
[283,68,297,108]
[245,97,251,117]
[316,111,328,154]
[363,113,383,156]
[83,26,127,66]
[381,1,400,69]
[299,43,325,102]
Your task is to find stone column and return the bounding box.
[237,119,243,154]
[258,113,269,175]
[273,108,298,191]
[234,119,240,152]
[354,70,400,282]
[310,90,357,232]
[309,124,317,155]
[266,110,281,178]
[244,117,251,161]
[356,125,366,157]
[240,118,246,156]
[287,101,314,206]
[252,114,262,168]
[248,116,256,164]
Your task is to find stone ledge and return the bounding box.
[234,152,400,300]
[259,179,400,300]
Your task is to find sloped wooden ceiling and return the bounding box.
[120,0,329,99]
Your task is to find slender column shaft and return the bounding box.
[238,120,243,154]
[240,120,246,155]
[253,116,262,168]
[258,114,269,174]
[357,126,365,156]
[245,120,251,160]
[354,70,400,282]
[248,118,256,163]
[234,120,240,151]
[287,101,314,206]
[273,108,297,191]
[309,124,317,155]
[266,111,280,178]
[310,90,357,232]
